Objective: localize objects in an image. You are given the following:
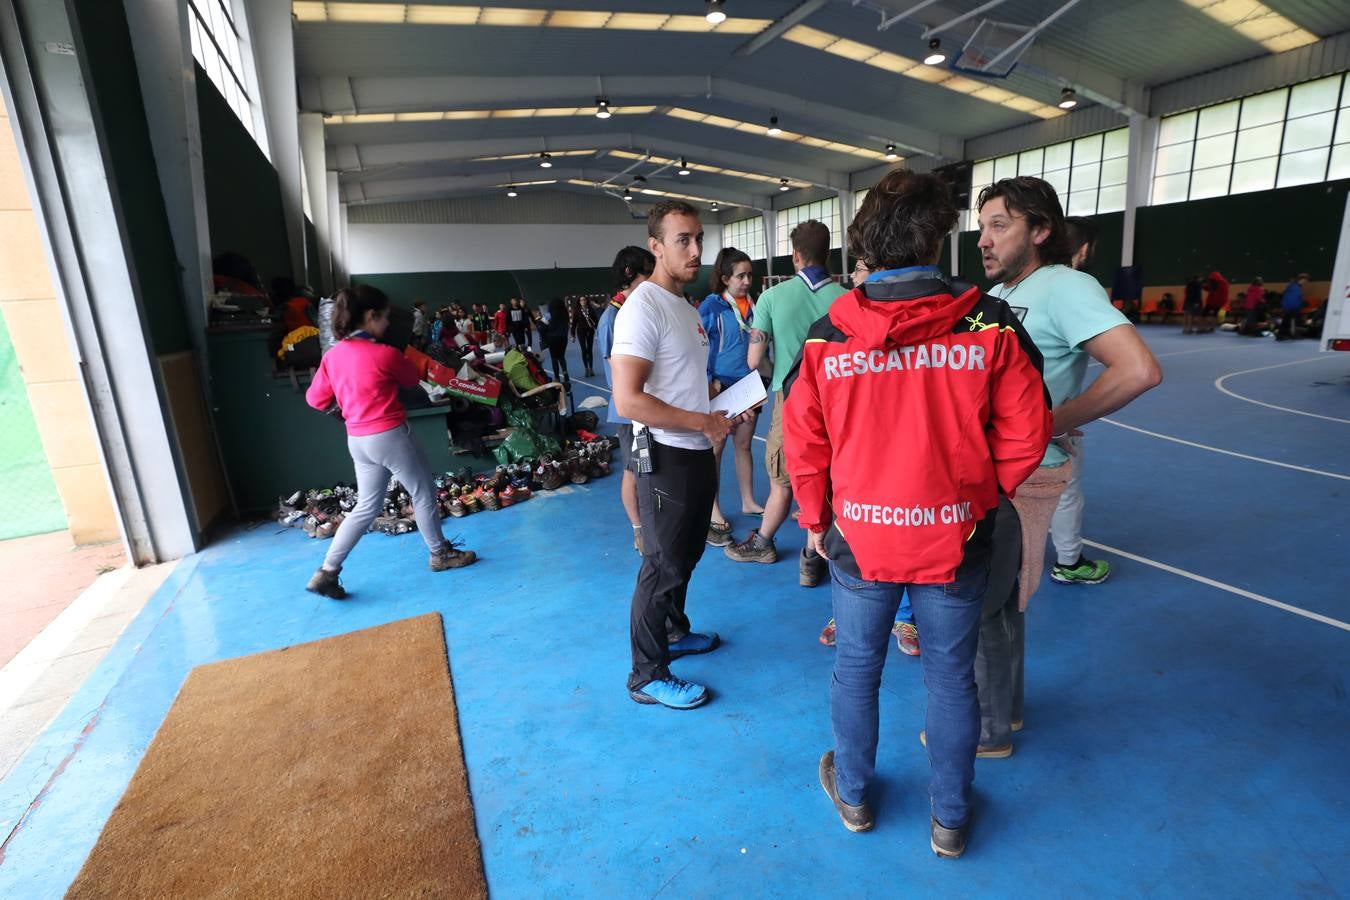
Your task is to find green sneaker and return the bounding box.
[1050,555,1110,585]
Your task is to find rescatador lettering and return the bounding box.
[822,344,986,380]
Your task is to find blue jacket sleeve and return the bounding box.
[699,298,721,382]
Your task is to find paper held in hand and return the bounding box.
[710,371,768,418]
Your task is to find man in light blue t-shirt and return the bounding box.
[974,176,1161,755]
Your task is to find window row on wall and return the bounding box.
[966,128,1129,230]
[775,198,842,257]
[722,216,766,261]
[1152,72,1350,205]
[188,0,268,156]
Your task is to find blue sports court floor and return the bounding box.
[1,327,1347,897]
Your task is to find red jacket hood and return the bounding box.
[828,285,983,349]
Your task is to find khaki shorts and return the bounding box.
[765,391,791,488]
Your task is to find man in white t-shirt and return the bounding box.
[612,199,747,711]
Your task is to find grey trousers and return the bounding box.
[975,497,1024,748]
[322,422,447,571]
[1049,436,1086,566]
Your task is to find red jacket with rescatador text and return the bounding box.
[782,271,1051,584]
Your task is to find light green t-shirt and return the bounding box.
[990,264,1130,467]
[756,272,846,392]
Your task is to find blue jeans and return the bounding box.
[830,562,988,828]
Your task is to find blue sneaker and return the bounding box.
[667,631,721,659]
[629,676,710,710]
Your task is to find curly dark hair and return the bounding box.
[977,177,1072,267]
[647,199,700,240]
[847,169,957,270]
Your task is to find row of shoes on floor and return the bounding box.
[276,436,620,536]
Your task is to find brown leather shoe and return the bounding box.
[819,750,873,832]
[919,730,1013,759]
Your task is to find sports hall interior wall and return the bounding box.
[195,68,304,295]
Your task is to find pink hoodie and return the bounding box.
[305,338,421,436]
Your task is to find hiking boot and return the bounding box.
[1050,555,1110,585]
[931,817,969,859]
[799,548,826,587]
[668,631,720,659]
[476,486,501,511]
[724,530,777,564]
[893,621,920,656]
[430,545,477,571]
[498,485,517,508]
[305,567,346,600]
[819,751,873,833]
[819,618,836,647]
[447,495,467,517]
[706,520,733,547]
[629,676,709,710]
[919,730,1012,759]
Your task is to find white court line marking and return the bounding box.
[1213,355,1350,424]
[571,377,769,443]
[1101,417,1350,481]
[1083,539,1350,633]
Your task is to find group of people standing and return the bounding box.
[602,171,1161,859]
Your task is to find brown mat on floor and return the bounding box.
[66,613,486,899]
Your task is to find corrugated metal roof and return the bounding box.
[293,0,1350,204]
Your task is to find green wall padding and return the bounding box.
[196,67,295,294]
[0,315,66,540]
[1135,179,1348,285]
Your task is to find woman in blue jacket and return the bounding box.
[699,246,764,544]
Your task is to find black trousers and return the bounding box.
[546,339,569,381]
[628,440,716,690]
[509,328,528,348]
[975,497,1024,748]
[576,327,595,372]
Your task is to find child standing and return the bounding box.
[304,286,476,598]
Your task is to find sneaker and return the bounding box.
[305,567,346,600]
[447,495,467,517]
[1050,555,1110,585]
[919,730,1012,759]
[629,676,709,710]
[724,530,777,564]
[476,486,501,512]
[668,631,720,659]
[893,621,920,656]
[799,548,825,587]
[498,485,517,507]
[706,520,733,547]
[818,750,873,833]
[430,545,477,571]
[819,618,836,647]
[930,817,969,859]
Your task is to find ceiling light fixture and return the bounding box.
[622,186,633,201]
[1058,87,1078,110]
[711,201,720,211]
[767,115,782,137]
[884,144,898,161]
[539,152,553,168]
[596,98,611,119]
[705,0,727,26]
[779,178,790,192]
[677,157,691,175]
[923,39,946,66]
[506,186,518,197]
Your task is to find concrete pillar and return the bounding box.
[1122,113,1158,268]
[300,112,333,292]
[243,0,306,285]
